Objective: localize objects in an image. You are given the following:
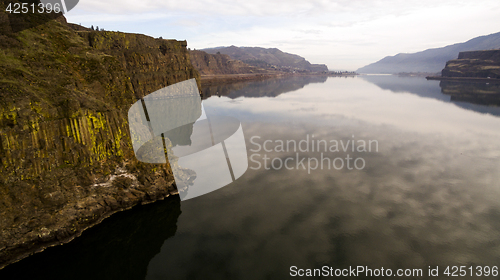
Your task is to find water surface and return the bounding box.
[2,75,500,279]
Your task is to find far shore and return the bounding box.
[200,72,358,86]
[426,76,500,83]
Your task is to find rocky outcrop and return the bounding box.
[441,50,500,79]
[0,6,199,268]
[189,50,269,75]
[308,64,329,72]
[80,31,200,96]
[202,46,329,72]
[0,197,181,279]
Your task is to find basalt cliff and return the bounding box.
[202,45,329,73]
[189,49,269,75]
[0,5,199,268]
[441,50,500,79]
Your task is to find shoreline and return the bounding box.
[200,72,357,86]
[426,76,500,83]
[0,166,179,270]
[200,73,290,86]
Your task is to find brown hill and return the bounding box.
[202,46,328,72]
[441,50,500,79]
[189,50,269,75]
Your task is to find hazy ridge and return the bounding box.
[357,31,500,74]
[202,45,328,72]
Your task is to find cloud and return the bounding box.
[173,19,201,27]
[66,0,500,70]
[72,0,479,17]
[294,29,322,35]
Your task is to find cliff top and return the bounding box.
[457,49,500,61]
[0,8,199,127]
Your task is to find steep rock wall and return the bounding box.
[441,50,500,78]
[0,5,199,268]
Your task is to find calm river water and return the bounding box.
[2,75,500,279]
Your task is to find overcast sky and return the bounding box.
[66,0,500,70]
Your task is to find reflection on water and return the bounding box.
[147,76,500,279]
[359,75,451,102]
[440,80,500,107]
[148,123,500,279]
[361,75,500,116]
[202,75,328,99]
[2,75,500,279]
[0,197,181,280]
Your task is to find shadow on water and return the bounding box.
[0,196,181,280]
[202,75,328,99]
[360,75,500,117]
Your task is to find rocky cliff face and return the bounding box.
[189,50,268,75]
[0,6,199,268]
[202,46,329,72]
[81,31,200,95]
[441,50,500,78]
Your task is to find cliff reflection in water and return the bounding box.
[439,80,500,107]
[146,76,500,279]
[3,75,499,280]
[361,75,500,116]
[201,75,328,99]
[0,197,181,280]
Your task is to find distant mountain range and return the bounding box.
[202,46,328,72]
[357,31,500,74]
[189,50,269,75]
